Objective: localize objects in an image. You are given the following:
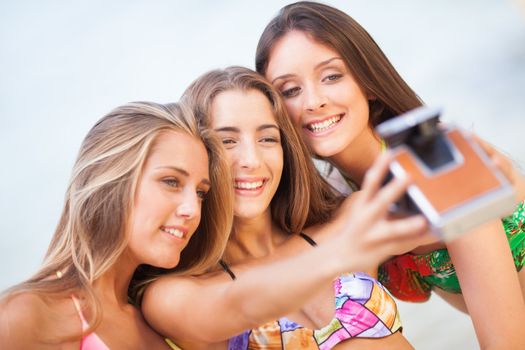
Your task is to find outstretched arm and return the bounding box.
[142,153,431,345]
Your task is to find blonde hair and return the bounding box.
[2,101,233,338]
[182,66,341,237]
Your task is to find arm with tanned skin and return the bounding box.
[447,219,525,350]
[437,135,525,350]
[141,153,432,347]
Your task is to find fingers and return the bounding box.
[471,133,496,157]
[360,151,394,202]
[348,150,415,227]
[371,215,432,256]
[373,175,411,213]
[379,233,434,259]
[357,173,412,224]
[470,133,525,200]
[345,215,432,270]
[375,215,427,241]
[471,134,512,177]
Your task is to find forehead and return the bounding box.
[146,130,209,176]
[266,30,340,78]
[211,89,277,128]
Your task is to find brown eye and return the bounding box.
[323,74,342,82]
[260,136,279,144]
[281,86,301,98]
[196,189,208,200]
[221,138,237,149]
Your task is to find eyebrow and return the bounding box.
[155,166,211,186]
[271,57,344,84]
[214,124,280,133]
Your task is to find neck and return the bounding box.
[227,209,287,262]
[92,252,138,307]
[329,126,382,188]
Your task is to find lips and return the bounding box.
[234,178,267,193]
[160,226,186,239]
[304,113,343,133]
[234,180,264,190]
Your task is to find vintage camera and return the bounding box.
[376,106,516,241]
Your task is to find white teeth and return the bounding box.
[308,115,341,132]
[162,227,183,238]
[234,180,264,190]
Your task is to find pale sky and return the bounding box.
[1,1,524,349]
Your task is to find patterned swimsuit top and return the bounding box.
[378,200,525,302]
[225,233,402,350]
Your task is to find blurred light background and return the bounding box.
[1,1,524,349]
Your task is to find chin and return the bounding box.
[312,143,347,159]
[235,212,263,220]
[153,258,181,270]
[234,204,268,219]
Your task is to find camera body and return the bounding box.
[376,106,516,241]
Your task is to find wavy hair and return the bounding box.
[255,1,423,126]
[2,101,233,338]
[181,66,341,239]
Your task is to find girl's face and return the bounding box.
[127,131,210,269]
[265,30,371,158]
[211,89,283,221]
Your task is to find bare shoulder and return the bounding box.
[141,274,200,339]
[142,274,197,316]
[0,292,79,349]
[0,292,50,348]
[1,291,48,328]
[142,271,229,340]
[144,272,221,307]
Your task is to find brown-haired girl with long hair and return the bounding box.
[256,2,525,349]
[140,66,434,349]
[0,101,234,349]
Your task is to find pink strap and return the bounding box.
[70,295,110,350]
[71,295,89,331]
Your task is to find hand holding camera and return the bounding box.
[377,106,517,240]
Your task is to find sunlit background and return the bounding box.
[1,1,524,349]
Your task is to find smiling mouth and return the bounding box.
[161,227,184,238]
[305,114,343,133]
[234,180,265,190]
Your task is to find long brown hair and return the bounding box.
[2,102,233,338]
[256,1,423,126]
[182,66,341,236]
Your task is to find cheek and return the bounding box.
[185,207,203,241]
[194,206,202,228]
[133,190,159,223]
[126,218,147,258]
[342,84,369,110]
[225,151,237,173]
[283,99,302,126]
[188,198,203,224]
[274,149,285,179]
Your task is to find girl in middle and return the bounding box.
[140,66,433,350]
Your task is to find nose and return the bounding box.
[237,142,261,170]
[304,83,326,112]
[176,190,200,220]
